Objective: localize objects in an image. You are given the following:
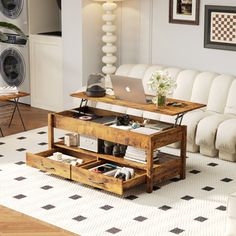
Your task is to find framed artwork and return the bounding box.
[204,5,236,51]
[169,0,200,25]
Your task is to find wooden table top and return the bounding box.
[71,92,206,116]
[0,92,30,101]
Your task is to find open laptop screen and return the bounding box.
[110,75,148,104]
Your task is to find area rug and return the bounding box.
[0,127,236,236]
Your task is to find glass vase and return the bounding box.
[157,95,166,108]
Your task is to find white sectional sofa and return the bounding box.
[77,64,236,161]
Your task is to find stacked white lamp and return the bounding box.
[94,0,124,76]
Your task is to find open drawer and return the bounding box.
[71,160,146,195]
[26,148,96,179]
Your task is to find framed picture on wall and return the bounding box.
[169,0,200,25]
[204,5,236,51]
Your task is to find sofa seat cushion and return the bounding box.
[183,110,213,144]
[219,151,236,162]
[216,119,236,154]
[196,114,233,147]
[161,110,211,141]
[160,110,213,152]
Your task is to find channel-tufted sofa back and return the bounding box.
[108,64,235,118]
[75,64,236,119]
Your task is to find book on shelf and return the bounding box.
[124,155,159,164]
[125,146,160,161]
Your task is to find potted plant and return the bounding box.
[148,70,177,107]
[0,21,27,42]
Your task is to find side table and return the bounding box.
[0,92,30,135]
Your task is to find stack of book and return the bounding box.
[124,127,160,164]
[124,146,159,164]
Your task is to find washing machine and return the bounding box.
[0,0,28,35]
[0,33,30,104]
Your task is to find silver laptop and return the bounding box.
[110,75,148,104]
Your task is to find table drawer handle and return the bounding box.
[41,161,55,171]
[88,178,104,185]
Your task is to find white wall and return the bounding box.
[62,0,83,109]
[119,0,236,75]
[119,0,140,64]
[152,0,236,75]
[62,0,103,109]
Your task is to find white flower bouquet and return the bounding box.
[148,70,177,107]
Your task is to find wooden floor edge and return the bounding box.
[0,205,79,236]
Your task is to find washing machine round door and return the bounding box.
[0,47,25,87]
[0,0,23,19]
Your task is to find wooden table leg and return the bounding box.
[146,171,154,193]
[48,113,54,149]
[146,143,154,193]
[180,126,187,179]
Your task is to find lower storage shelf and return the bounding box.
[71,160,146,195]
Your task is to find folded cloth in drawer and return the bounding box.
[48,152,83,165]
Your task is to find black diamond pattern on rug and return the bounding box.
[171,178,181,182]
[14,177,26,181]
[153,185,161,191]
[16,148,26,152]
[15,161,25,165]
[106,227,122,234]
[221,178,233,183]
[42,204,55,210]
[13,194,26,199]
[189,170,201,174]
[41,185,53,190]
[194,216,208,222]
[0,154,4,158]
[0,142,5,145]
[17,137,27,140]
[38,142,48,146]
[159,205,172,211]
[69,195,82,200]
[37,131,47,134]
[170,228,185,234]
[100,205,114,210]
[181,195,194,201]
[207,163,218,167]
[216,205,226,211]
[73,215,87,222]
[133,216,147,222]
[202,186,214,191]
[125,195,138,200]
